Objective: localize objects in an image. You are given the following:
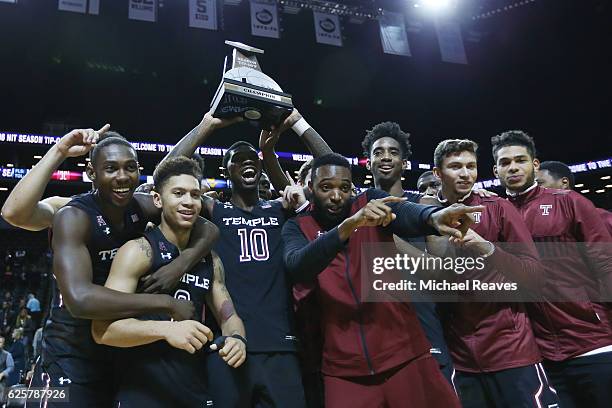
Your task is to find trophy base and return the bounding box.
[211,78,293,130]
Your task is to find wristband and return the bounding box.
[231,334,247,346]
[291,118,310,137]
[295,200,310,213]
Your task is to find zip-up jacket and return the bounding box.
[282,189,441,377]
[509,185,612,361]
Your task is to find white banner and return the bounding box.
[435,20,467,64]
[189,0,217,31]
[128,0,157,23]
[88,0,99,15]
[313,12,342,47]
[379,11,411,57]
[0,0,18,4]
[250,0,279,39]
[58,0,87,13]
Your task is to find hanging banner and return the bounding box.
[58,0,87,13]
[250,0,280,39]
[189,0,218,31]
[313,11,342,47]
[379,11,411,57]
[0,0,18,4]
[88,0,99,15]
[128,0,157,23]
[435,20,468,64]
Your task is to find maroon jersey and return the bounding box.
[509,185,612,361]
[441,193,542,372]
[598,207,612,236]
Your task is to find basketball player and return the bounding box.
[91,157,246,408]
[3,127,218,407]
[430,139,559,408]
[359,122,455,385]
[492,130,612,408]
[153,110,328,407]
[416,170,441,196]
[282,152,484,408]
[536,160,612,235]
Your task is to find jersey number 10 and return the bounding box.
[238,228,270,262]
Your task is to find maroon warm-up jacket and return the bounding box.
[441,193,542,373]
[282,190,441,377]
[509,185,612,361]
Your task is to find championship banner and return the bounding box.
[88,0,99,15]
[379,11,411,57]
[435,19,468,64]
[58,0,87,13]
[313,11,342,47]
[250,0,280,39]
[128,0,157,23]
[189,0,218,31]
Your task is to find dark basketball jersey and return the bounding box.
[43,192,147,381]
[114,226,214,407]
[210,199,296,352]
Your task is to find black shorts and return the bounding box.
[544,351,612,408]
[25,357,114,408]
[206,351,306,408]
[455,363,560,408]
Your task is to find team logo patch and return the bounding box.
[473,212,482,223]
[317,231,325,237]
[103,227,111,235]
[540,204,552,216]
[97,215,106,226]
[161,252,173,261]
[261,203,271,209]
[131,213,140,223]
[223,203,233,209]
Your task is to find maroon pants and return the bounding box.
[324,353,461,408]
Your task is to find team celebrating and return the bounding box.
[1,102,611,408]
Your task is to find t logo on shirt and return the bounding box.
[540,204,553,216]
[473,212,482,223]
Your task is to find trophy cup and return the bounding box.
[210,41,293,130]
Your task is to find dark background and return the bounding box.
[0,0,610,206]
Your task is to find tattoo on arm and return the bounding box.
[219,300,236,322]
[136,238,152,259]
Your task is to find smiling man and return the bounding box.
[430,139,559,408]
[492,130,612,408]
[282,152,486,408]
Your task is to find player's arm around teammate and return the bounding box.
[205,252,247,368]
[91,237,211,352]
[1,125,108,230]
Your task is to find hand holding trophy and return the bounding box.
[210,41,294,130]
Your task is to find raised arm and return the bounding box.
[165,112,243,160]
[52,207,193,321]
[206,252,247,368]
[1,126,107,230]
[289,111,332,158]
[91,238,212,353]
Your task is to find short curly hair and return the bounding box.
[361,122,412,159]
[491,130,537,162]
[153,156,203,193]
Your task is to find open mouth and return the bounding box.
[241,167,258,183]
[177,209,195,220]
[378,165,394,174]
[112,187,131,200]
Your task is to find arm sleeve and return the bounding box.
[571,193,612,297]
[2,353,14,376]
[485,201,544,290]
[282,218,345,284]
[366,189,440,237]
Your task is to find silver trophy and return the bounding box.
[210,41,293,130]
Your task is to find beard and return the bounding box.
[312,195,351,229]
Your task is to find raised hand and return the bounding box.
[56,124,110,158]
[280,171,307,210]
